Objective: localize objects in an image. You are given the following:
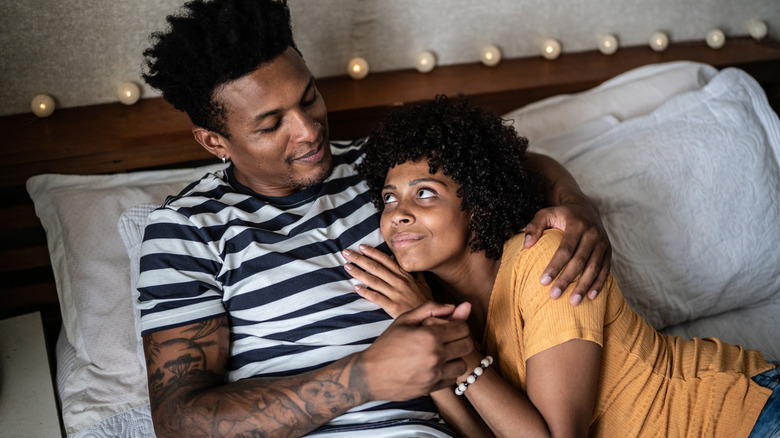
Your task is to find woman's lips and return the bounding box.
[391,233,423,249]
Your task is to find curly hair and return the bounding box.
[359,94,546,260]
[142,0,297,137]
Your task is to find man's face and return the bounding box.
[213,47,332,197]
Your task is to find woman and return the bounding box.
[342,95,779,437]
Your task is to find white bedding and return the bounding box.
[520,67,780,359]
[35,61,780,437]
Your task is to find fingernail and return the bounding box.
[524,235,532,247]
[541,274,552,285]
[359,244,367,252]
[344,263,353,271]
[570,294,582,306]
[342,249,352,256]
[549,287,561,299]
[588,290,599,300]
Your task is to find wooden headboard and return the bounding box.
[2,37,779,346]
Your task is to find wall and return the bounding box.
[0,0,777,117]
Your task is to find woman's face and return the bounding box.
[379,160,472,274]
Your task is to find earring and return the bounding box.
[222,156,227,164]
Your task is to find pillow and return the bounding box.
[117,203,160,355]
[503,61,718,143]
[528,67,780,329]
[26,163,225,435]
[661,295,780,361]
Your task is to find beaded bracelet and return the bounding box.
[454,355,494,396]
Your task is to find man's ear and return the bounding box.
[193,126,228,160]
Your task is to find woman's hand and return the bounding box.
[342,245,433,318]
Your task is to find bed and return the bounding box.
[1,38,779,437]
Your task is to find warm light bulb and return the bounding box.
[117,81,141,105]
[347,57,369,79]
[31,94,55,117]
[415,50,436,73]
[598,34,618,55]
[649,31,669,52]
[747,20,768,41]
[540,38,561,60]
[480,45,502,66]
[706,28,725,49]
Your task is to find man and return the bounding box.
[138,1,612,436]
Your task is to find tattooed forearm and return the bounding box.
[143,318,368,438]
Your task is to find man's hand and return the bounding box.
[524,197,611,305]
[355,302,473,401]
[342,244,432,318]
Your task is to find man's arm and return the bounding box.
[524,152,612,304]
[144,303,473,438]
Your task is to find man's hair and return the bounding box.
[142,0,297,137]
[359,94,546,260]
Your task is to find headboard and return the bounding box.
[1,37,779,349]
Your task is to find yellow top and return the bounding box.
[484,230,773,437]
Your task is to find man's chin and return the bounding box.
[295,159,334,189]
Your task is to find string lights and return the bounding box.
[705,29,726,49]
[415,50,437,73]
[598,34,619,55]
[28,19,770,107]
[31,94,55,118]
[347,57,369,79]
[117,82,141,105]
[540,38,561,60]
[480,45,502,66]
[649,31,669,52]
[747,20,767,40]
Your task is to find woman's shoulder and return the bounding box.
[504,229,564,263]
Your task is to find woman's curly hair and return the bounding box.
[142,0,296,138]
[359,94,547,260]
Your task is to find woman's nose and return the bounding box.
[391,202,414,226]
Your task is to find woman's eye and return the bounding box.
[382,193,397,204]
[417,188,436,199]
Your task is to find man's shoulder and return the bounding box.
[330,138,367,165]
[162,169,229,207]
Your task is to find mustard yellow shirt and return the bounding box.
[483,230,773,437]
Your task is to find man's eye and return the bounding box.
[258,121,281,134]
[302,90,318,107]
[382,193,397,204]
[418,188,436,199]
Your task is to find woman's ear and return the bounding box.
[193,126,228,160]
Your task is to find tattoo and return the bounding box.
[144,319,367,437]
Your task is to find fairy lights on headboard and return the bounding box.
[339,18,770,79]
[28,20,771,116]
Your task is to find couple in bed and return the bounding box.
[137,0,778,436]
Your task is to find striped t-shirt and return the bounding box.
[137,140,454,437]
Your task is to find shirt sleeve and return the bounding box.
[516,230,607,360]
[136,207,226,335]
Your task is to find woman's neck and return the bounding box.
[431,251,501,343]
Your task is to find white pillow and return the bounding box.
[503,61,717,143]
[117,203,160,364]
[26,163,225,435]
[530,67,780,329]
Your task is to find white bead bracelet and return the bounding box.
[455,355,493,395]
